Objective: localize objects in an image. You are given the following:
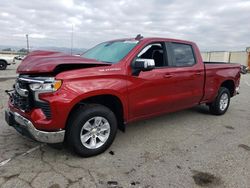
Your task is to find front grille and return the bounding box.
[12,79,32,111]
[35,102,52,119]
[12,91,32,111]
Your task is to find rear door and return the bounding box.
[167,42,205,110]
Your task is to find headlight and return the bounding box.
[29,79,62,92]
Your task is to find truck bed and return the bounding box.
[204,61,241,72]
[202,61,241,103]
[204,61,238,65]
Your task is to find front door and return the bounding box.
[127,42,177,121]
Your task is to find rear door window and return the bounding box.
[171,43,196,67]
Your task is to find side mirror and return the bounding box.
[132,58,155,71]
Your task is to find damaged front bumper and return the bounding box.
[5,109,65,143]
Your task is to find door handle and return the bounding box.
[163,74,173,78]
[194,72,202,76]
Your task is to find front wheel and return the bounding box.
[209,87,231,115]
[67,104,117,157]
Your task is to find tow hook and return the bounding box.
[5,89,14,97]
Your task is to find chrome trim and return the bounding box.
[136,58,155,68]
[18,76,55,84]
[33,89,56,102]
[17,76,57,102]
[15,82,29,97]
[18,77,45,84]
[34,91,43,102]
[7,110,65,143]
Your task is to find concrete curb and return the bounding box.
[0,75,17,81]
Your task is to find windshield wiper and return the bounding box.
[96,59,113,64]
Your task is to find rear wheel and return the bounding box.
[67,104,117,157]
[0,60,7,70]
[209,87,230,115]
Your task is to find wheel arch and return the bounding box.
[220,79,235,97]
[66,93,126,133]
[0,59,8,63]
[0,59,8,66]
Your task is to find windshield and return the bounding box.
[82,40,138,64]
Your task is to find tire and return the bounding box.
[209,87,231,115]
[66,104,117,157]
[0,60,7,70]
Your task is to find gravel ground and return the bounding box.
[0,68,249,188]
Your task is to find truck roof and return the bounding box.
[108,37,195,45]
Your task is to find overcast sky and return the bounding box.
[0,0,249,51]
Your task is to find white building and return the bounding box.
[201,51,249,66]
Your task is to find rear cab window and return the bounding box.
[171,43,196,67]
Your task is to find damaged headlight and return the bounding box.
[29,78,62,92]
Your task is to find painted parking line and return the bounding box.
[0,144,45,167]
[0,158,11,167]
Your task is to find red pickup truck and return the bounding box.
[5,36,241,157]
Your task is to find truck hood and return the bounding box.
[17,50,110,74]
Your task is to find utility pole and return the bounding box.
[26,34,29,53]
[70,25,74,55]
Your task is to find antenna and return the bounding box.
[135,34,143,40]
